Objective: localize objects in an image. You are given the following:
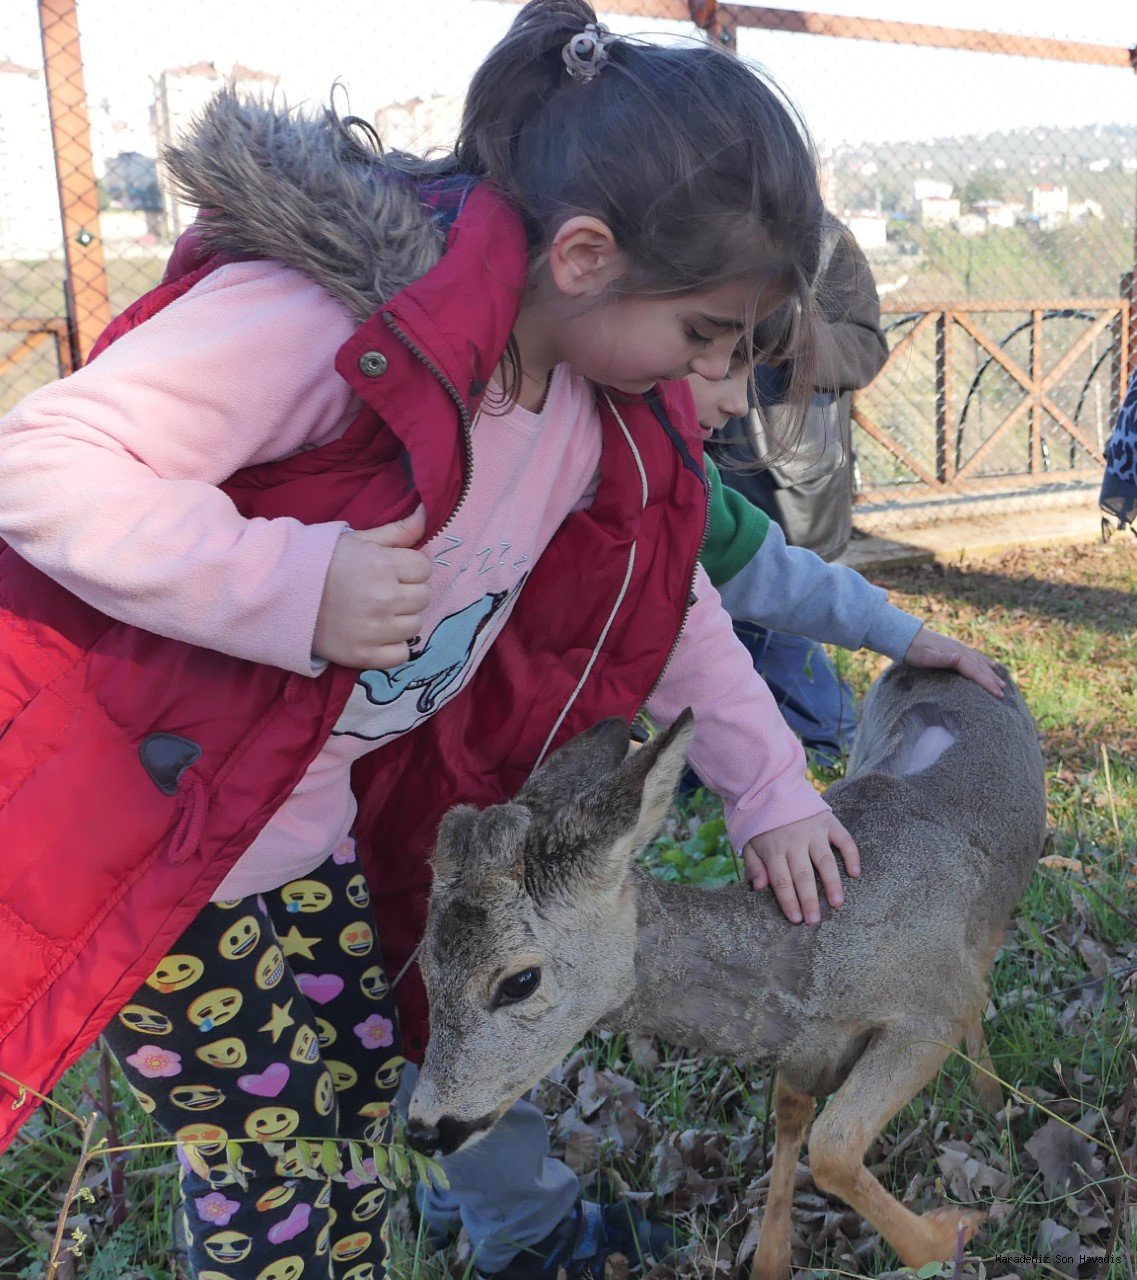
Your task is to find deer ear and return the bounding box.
[532,710,695,899]
[432,803,531,884]
[609,708,696,858]
[518,717,632,812]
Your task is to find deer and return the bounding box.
[405,663,1048,1277]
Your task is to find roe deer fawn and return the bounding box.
[406,664,1047,1276]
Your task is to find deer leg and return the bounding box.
[807,1024,985,1270]
[965,1017,1003,1114]
[751,1074,815,1280]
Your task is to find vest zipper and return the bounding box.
[382,313,474,535]
[643,449,711,707]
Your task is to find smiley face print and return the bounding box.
[279,880,332,914]
[187,987,243,1033]
[204,1229,252,1265]
[169,1083,227,1111]
[338,922,374,958]
[255,1254,304,1280]
[118,1003,173,1036]
[245,1105,301,1142]
[218,915,261,961]
[196,1036,248,1070]
[146,954,204,994]
[255,944,285,990]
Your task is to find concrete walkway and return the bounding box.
[840,494,1107,573]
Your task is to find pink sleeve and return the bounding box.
[0,261,359,675]
[645,564,829,849]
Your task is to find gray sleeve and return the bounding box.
[717,520,924,661]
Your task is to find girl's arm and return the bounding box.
[0,261,359,675]
[718,517,919,657]
[718,522,1004,696]
[645,564,858,924]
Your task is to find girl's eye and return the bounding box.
[685,326,713,348]
[495,967,541,1005]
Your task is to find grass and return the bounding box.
[1,539,1133,1280]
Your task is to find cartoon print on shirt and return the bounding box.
[332,577,526,742]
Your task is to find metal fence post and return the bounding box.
[38,0,110,369]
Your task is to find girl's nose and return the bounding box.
[691,348,733,383]
[719,382,749,420]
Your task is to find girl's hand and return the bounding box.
[313,504,432,669]
[902,626,1005,698]
[743,813,859,925]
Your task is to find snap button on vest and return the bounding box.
[139,732,203,796]
[359,351,389,378]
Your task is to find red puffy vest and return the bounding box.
[0,183,707,1150]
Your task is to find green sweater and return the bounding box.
[702,457,769,587]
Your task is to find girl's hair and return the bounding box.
[391,0,824,437]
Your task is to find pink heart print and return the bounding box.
[237,1061,291,1097]
[267,1201,312,1244]
[297,972,345,1005]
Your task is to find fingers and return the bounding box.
[743,847,769,890]
[357,503,428,550]
[764,858,804,925]
[827,817,860,878]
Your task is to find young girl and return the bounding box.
[1,4,849,1276]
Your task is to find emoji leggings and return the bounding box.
[102,840,404,1280]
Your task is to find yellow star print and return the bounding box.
[259,998,296,1044]
[279,926,319,961]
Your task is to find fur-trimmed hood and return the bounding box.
[163,90,446,322]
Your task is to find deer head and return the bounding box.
[405,711,694,1156]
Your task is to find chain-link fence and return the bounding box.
[2,0,1135,521]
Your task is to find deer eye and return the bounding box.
[495,967,541,1006]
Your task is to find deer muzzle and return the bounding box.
[404,1111,497,1157]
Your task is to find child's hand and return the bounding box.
[902,627,1005,698]
[743,812,859,925]
[313,504,432,669]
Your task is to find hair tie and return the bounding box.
[562,23,616,84]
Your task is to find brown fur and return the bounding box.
[410,665,1047,1274]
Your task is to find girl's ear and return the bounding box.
[547,216,625,299]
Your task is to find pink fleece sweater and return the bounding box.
[0,260,826,897]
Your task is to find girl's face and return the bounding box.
[687,354,751,441]
[553,278,760,395]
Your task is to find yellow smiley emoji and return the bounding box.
[345,873,370,908]
[338,922,374,957]
[314,1180,333,1210]
[325,1060,358,1092]
[288,1024,320,1065]
[342,1265,376,1280]
[196,1036,248,1070]
[358,965,389,1001]
[169,1083,226,1111]
[204,1229,252,1264]
[218,914,261,961]
[146,954,204,994]
[254,944,285,990]
[331,1231,372,1263]
[314,1219,331,1255]
[314,1016,336,1049]
[245,1105,300,1142]
[255,1256,304,1280]
[118,1003,173,1036]
[273,1144,308,1178]
[129,1086,156,1114]
[175,1121,229,1158]
[313,1071,335,1117]
[279,880,332,914]
[372,1056,406,1092]
[351,1186,387,1223]
[187,987,243,1033]
[255,1183,296,1213]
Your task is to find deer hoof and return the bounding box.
[907,1207,986,1264]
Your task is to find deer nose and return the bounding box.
[404,1118,441,1155]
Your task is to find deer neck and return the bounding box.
[599,869,810,1061]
